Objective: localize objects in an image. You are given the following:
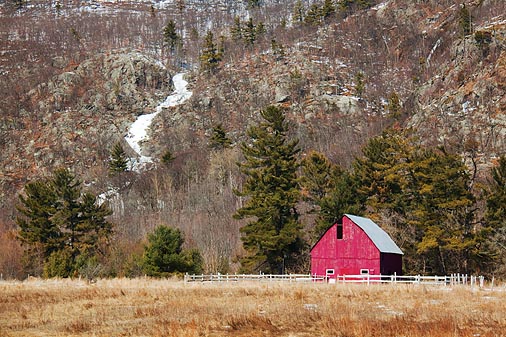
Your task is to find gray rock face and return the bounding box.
[1,51,172,184]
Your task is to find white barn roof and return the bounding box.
[345,214,404,255]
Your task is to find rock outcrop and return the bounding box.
[1,51,172,190]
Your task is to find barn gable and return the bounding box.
[345,214,403,255]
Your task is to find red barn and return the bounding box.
[310,214,403,278]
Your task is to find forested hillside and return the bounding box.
[1,0,506,279]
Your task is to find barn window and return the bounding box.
[326,269,335,275]
[336,222,343,240]
[360,269,369,275]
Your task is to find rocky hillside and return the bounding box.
[1,51,171,187]
[1,0,506,276]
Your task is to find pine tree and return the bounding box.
[200,30,222,73]
[209,124,232,150]
[271,39,285,61]
[12,0,23,10]
[485,156,506,228]
[484,156,506,275]
[301,151,334,203]
[357,0,374,9]
[316,168,363,237]
[17,179,61,263]
[292,0,305,25]
[301,151,363,238]
[255,22,266,39]
[243,18,256,46]
[234,106,305,273]
[321,0,336,19]
[247,0,261,8]
[305,4,322,26]
[163,20,180,53]
[354,71,365,97]
[459,4,472,36]
[354,129,481,274]
[410,148,476,275]
[231,16,242,41]
[161,149,175,166]
[141,225,203,277]
[387,91,402,119]
[338,0,354,13]
[16,168,114,277]
[51,168,83,257]
[109,142,129,175]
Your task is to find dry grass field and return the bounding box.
[1,278,505,337]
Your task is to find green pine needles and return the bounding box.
[109,142,129,175]
[234,105,305,274]
[16,168,114,278]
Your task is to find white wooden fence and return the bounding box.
[184,273,485,287]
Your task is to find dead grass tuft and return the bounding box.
[227,313,278,332]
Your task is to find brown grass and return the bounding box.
[0,278,505,336]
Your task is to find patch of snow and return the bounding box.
[426,38,442,68]
[97,187,119,206]
[372,0,390,11]
[124,72,192,172]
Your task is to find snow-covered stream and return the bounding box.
[124,72,192,172]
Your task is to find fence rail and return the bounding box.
[184,273,485,287]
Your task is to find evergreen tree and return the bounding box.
[354,129,482,274]
[16,168,113,277]
[354,129,414,214]
[357,0,374,9]
[301,151,334,203]
[316,168,363,237]
[292,1,305,25]
[484,156,506,275]
[231,16,243,41]
[410,148,476,275]
[305,4,322,26]
[17,179,61,263]
[387,91,402,119]
[243,18,256,46]
[141,225,203,277]
[234,105,305,273]
[209,123,232,150]
[163,20,180,53]
[11,0,24,10]
[271,39,286,61]
[109,142,129,175]
[161,149,175,166]
[338,0,354,13]
[485,156,506,228]
[200,30,222,73]
[354,71,365,97]
[246,0,261,8]
[301,151,363,238]
[321,0,336,19]
[458,4,472,36]
[255,22,266,39]
[338,0,372,14]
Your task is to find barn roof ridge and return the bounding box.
[344,214,404,255]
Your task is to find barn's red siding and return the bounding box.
[310,215,402,278]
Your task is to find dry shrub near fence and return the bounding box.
[0,278,505,337]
